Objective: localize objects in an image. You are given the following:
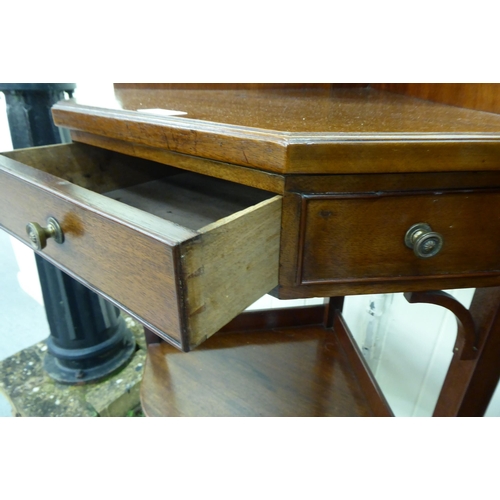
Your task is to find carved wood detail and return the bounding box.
[404,290,478,360]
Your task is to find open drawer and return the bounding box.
[0,143,282,351]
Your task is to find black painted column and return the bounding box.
[1,83,135,383]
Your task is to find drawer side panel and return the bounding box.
[181,196,282,349]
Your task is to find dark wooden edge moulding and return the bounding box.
[52,86,500,176]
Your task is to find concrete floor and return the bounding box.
[0,229,50,416]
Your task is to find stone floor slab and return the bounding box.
[0,315,146,417]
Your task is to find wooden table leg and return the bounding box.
[143,327,162,346]
[433,287,500,417]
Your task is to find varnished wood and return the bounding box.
[455,292,500,416]
[144,327,161,345]
[333,310,393,417]
[276,187,500,298]
[180,195,281,348]
[4,84,500,416]
[324,297,390,415]
[324,296,345,328]
[52,87,500,175]
[116,84,500,116]
[48,88,500,306]
[0,144,281,351]
[299,190,500,284]
[219,304,326,333]
[60,86,500,415]
[141,312,390,417]
[285,171,500,194]
[70,130,285,194]
[0,146,187,346]
[275,275,500,300]
[114,83,368,90]
[69,87,500,133]
[432,287,500,416]
[404,291,478,360]
[373,84,500,115]
[103,172,273,231]
[0,142,178,194]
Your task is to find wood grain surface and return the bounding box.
[0,144,281,351]
[299,190,500,283]
[69,130,285,194]
[1,142,178,194]
[333,309,394,416]
[419,286,500,416]
[4,84,500,417]
[141,323,385,417]
[180,195,282,349]
[0,155,186,346]
[276,175,500,298]
[52,87,500,174]
[372,83,500,114]
[114,83,368,91]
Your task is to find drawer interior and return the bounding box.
[103,172,273,231]
[2,142,276,232]
[0,143,282,350]
[2,141,172,193]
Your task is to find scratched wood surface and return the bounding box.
[52,87,500,174]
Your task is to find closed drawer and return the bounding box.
[0,143,281,351]
[298,190,500,285]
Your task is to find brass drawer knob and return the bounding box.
[404,223,443,259]
[26,217,64,251]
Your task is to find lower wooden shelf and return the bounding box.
[140,305,393,417]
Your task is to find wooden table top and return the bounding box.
[52,87,500,175]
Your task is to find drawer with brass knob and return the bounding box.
[404,222,444,259]
[0,143,281,351]
[26,217,65,250]
[277,188,500,298]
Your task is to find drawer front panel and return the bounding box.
[299,190,500,284]
[0,168,184,344]
[0,143,281,351]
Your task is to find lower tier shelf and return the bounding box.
[140,305,393,417]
